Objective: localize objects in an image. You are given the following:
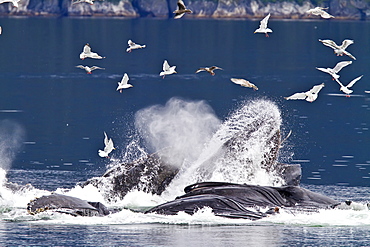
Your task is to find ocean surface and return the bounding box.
[0,16,369,246]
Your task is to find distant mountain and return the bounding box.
[0,0,368,20]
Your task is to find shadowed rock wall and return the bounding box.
[0,0,368,20]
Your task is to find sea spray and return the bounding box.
[0,120,25,172]
[82,98,287,203]
[82,98,221,203]
[134,97,221,169]
[0,120,28,207]
[164,99,284,198]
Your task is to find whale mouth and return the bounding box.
[78,98,297,203]
[22,98,306,219]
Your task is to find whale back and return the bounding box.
[146,182,339,220]
[27,194,110,216]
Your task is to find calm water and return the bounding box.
[0,17,370,246]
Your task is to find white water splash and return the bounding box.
[1,99,370,227]
[163,99,284,198]
[81,98,286,202]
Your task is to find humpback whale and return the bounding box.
[26,181,345,220]
[27,194,112,217]
[145,182,340,220]
[82,154,179,201]
[80,99,297,202]
[22,99,351,218]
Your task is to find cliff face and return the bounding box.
[0,0,368,19]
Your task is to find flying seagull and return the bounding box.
[254,13,272,37]
[72,0,94,4]
[98,132,115,158]
[79,43,105,60]
[319,39,356,60]
[126,40,146,53]
[116,73,133,93]
[316,61,352,80]
[334,75,363,97]
[75,65,105,74]
[230,78,258,90]
[285,83,325,102]
[160,60,177,78]
[195,66,223,76]
[173,0,192,19]
[0,0,20,7]
[306,7,334,19]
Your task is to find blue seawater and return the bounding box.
[0,17,369,246]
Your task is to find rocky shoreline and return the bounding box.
[0,0,369,20]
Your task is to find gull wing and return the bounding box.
[346,75,363,88]
[343,51,356,60]
[71,0,79,4]
[174,13,185,19]
[195,68,206,73]
[309,83,325,94]
[128,40,135,47]
[340,39,354,50]
[316,67,329,74]
[103,132,109,147]
[177,0,186,10]
[163,60,170,72]
[83,44,91,54]
[259,13,270,29]
[120,73,129,85]
[285,92,307,100]
[319,39,339,49]
[105,138,115,153]
[319,10,334,18]
[230,78,258,89]
[76,65,86,69]
[90,66,104,71]
[230,78,245,85]
[332,61,352,73]
[334,78,345,88]
[210,66,223,71]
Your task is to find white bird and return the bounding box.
[319,39,356,60]
[79,43,105,60]
[72,0,94,4]
[316,61,352,80]
[365,91,370,94]
[0,0,20,7]
[160,60,177,78]
[173,0,192,19]
[195,66,223,76]
[230,78,258,90]
[306,7,334,19]
[126,40,146,53]
[334,75,363,97]
[98,132,115,158]
[76,65,105,74]
[285,83,325,102]
[116,73,133,93]
[254,13,272,37]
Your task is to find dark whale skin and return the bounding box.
[145,182,339,220]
